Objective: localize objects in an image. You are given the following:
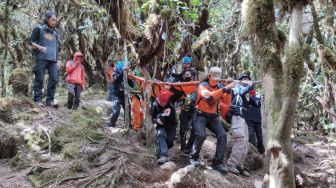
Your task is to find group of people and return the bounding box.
[30,11,265,177]
[105,55,265,176]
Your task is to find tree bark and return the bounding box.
[310,1,324,44]
[1,0,10,97]
[269,3,304,188]
[244,0,304,187]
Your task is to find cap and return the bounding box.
[157,91,171,105]
[182,56,192,64]
[45,11,55,19]
[208,67,222,80]
[238,73,251,80]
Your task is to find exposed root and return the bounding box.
[91,155,121,167]
[82,159,122,188]
[56,174,91,186]
[36,124,51,158]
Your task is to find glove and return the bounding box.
[204,96,213,101]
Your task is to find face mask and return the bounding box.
[184,77,192,82]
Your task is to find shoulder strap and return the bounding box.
[195,81,209,106]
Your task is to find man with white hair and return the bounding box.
[189,67,234,174]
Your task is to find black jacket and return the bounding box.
[248,96,262,123]
[151,101,176,128]
[112,70,134,97]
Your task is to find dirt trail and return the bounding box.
[0,95,335,187]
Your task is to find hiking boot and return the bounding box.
[228,165,240,174]
[36,101,45,107]
[190,158,201,167]
[237,166,251,177]
[212,164,228,174]
[46,101,59,108]
[157,156,169,164]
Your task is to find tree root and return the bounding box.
[56,174,91,186]
[36,124,51,157]
[109,145,155,159]
[91,155,121,167]
[81,160,121,188]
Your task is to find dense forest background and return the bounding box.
[1,0,335,135]
[0,0,335,187]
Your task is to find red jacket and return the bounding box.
[66,52,85,89]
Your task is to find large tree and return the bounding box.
[242,0,307,187]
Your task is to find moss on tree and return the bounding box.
[284,46,304,95]
[242,0,275,39]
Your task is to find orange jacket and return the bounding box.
[108,66,115,81]
[66,52,85,89]
[196,82,228,114]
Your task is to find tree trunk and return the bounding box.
[1,0,10,97]
[243,0,304,187]
[268,3,304,188]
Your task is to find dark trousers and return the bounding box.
[248,121,265,154]
[157,126,176,157]
[179,110,194,150]
[107,82,114,101]
[67,83,81,110]
[190,111,227,165]
[33,59,58,103]
[109,94,131,127]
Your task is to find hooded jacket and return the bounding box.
[66,52,85,89]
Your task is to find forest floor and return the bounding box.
[0,88,335,188]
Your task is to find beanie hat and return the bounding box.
[157,91,171,105]
[116,61,124,71]
[182,56,192,64]
[249,89,256,96]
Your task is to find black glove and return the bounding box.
[222,87,231,93]
[204,96,213,101]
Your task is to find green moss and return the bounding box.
[8,68,29,96]
[62,143,81,159]
[0,97,14,123]
[160,7,172,19]
[284,46,304,95]
[70,161,86,173]
[8,154,28,170]
[242,0,275,39]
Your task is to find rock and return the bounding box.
[9,68,29,96]
[160,161,177,173]
[170,165,202,188]
[254,180,263,188]
[0,98,14,123]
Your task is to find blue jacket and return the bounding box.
[29,24,58,62]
